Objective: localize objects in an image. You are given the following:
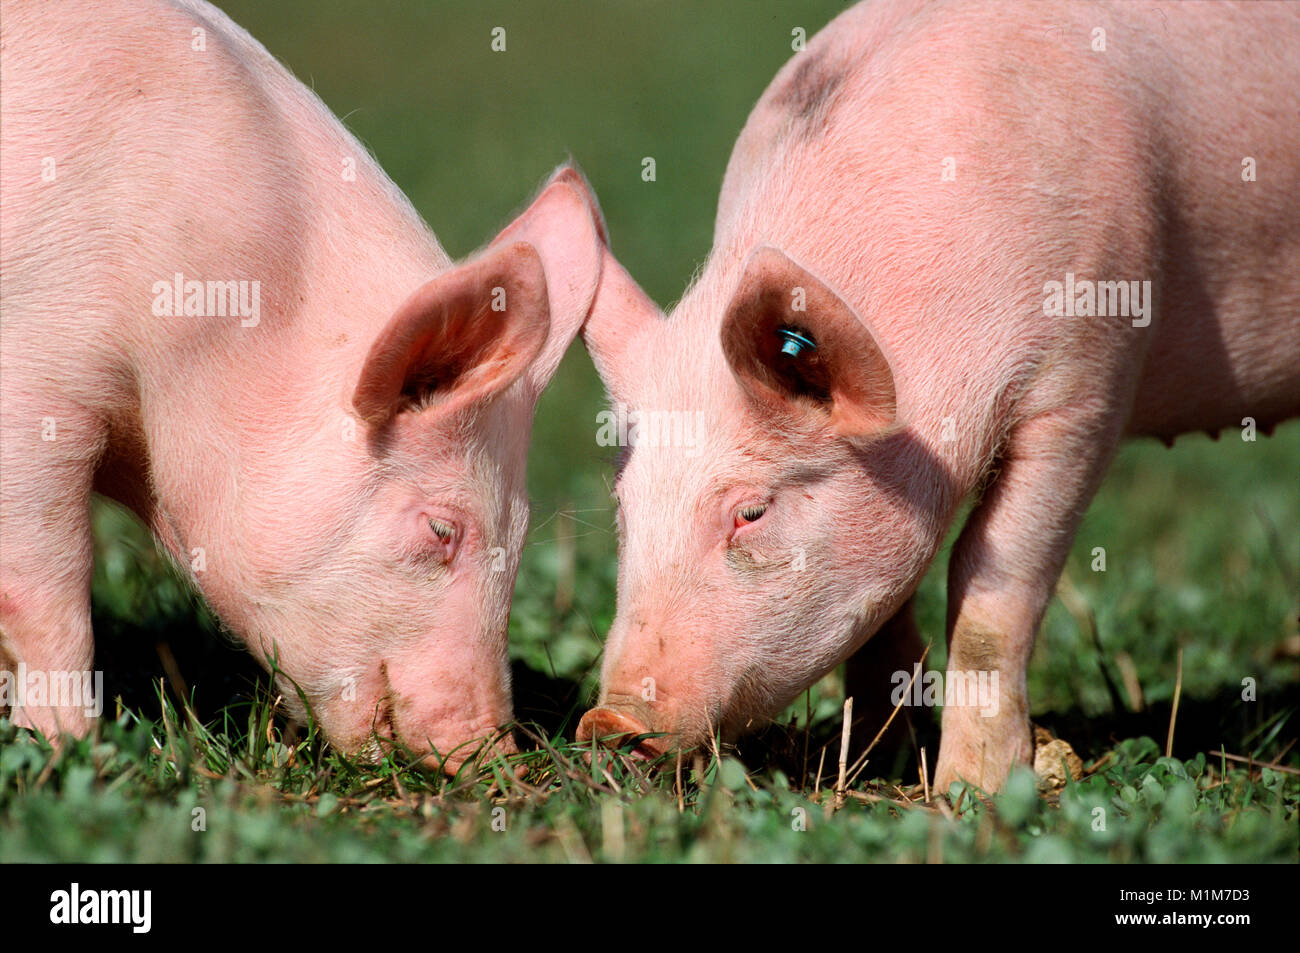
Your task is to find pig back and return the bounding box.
[713,0,1299,441]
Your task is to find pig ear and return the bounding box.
[720,245,896,439]
[579,248,663,397]
[582,255,662,395]
[541,163,609,246]
[488,164,605,394]
[352,241,549,426]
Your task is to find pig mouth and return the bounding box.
[595,733,668,763]
[371,661,401,744]
[342,663,411,765]
[621,737,666,761]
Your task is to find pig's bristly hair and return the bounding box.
[0,0,568,767]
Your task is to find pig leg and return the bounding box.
[934,407,1123,793]
[844,597,924,768]
[0,399,101,738]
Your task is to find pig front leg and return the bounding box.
[0,409,100,740]
[934,408,1123,793]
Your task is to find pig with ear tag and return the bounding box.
[576,0,1300,791]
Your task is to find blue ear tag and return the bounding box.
[777,328,816,357]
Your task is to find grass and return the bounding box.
[6,423,1298,863]
[1,0,1297,862]
[3,691,1296,863]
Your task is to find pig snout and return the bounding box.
[426,729,519,777]
[401,715,518,777]
[357,707,517,777]
[311,659,518,776]
[575,704,662,758]
[575,674,710,760]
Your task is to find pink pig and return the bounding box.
[0,0,607,772]
[577,0,1300,790]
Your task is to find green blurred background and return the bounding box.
[91,0,1297,757]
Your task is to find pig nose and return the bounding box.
[436,730,520,777]
[577,707,651,751]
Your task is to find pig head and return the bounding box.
[231,171,609,772]
[577,245,952,757]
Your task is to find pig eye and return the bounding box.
[427,518,455,543]
[735,503,768,526]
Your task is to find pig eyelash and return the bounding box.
[428,518,455,543]
[736,503,768,526]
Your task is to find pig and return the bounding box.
[576,0,1300,791]
[0,0,608,773]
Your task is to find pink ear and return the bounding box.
[489,164,606,393]
[720,245,896,439]
[497,163,662,397]
[581,247,662,395]
[352,241,549,427]
[541,164,610,246]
